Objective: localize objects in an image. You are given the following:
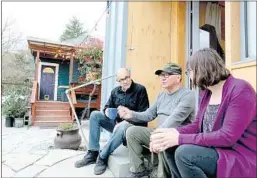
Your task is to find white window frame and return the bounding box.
[239,1,256,64]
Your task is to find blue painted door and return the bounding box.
[40,65,56,100]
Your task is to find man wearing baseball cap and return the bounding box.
[118,62,195,178]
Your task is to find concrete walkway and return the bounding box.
[2,120,114,177]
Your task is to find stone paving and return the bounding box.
[1,120,114,178]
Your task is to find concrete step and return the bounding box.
[107,146,150,177]
[108,146,130,177]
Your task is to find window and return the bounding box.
[241,2,256,60]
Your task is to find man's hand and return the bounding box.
[117,106,132,120]
[150,128,180,152]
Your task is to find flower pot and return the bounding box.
[5,116,14,127]
[14,117,24,128]
[54,128,82,150]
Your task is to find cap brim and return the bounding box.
[155,70,163,75]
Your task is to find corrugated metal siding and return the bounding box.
[101,2,128,109]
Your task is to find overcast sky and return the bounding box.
[2,2,107,44]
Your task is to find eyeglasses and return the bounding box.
[185,69,192,76]
[118,76,130,82]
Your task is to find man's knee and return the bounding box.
[126,126,141,141]
[90,110,104,121]
[115,121,130,134]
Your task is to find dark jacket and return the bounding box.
[103,81,149,126]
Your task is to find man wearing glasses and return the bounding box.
[74,68,150,175]
[118,62,195,178]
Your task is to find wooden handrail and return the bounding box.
[71,89,77,104]
[30,81,38,104]
[30,80,38,125]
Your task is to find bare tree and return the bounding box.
[2,18,24,56]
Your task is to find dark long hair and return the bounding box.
[200,24,225,61]
[187,48,230,90]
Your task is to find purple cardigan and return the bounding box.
[177,75,256,178]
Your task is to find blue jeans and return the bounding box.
[88,111,132,159]
[165,144,218,178]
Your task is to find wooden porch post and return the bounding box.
[69,54,74,84]
[35,51,40,81]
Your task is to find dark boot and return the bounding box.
[127,170,150,178]
[94,156,108,175]
[74,150,99,168]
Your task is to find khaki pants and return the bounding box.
[126,126,170,178]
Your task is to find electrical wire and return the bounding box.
[80,1,112,45]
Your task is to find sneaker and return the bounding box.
[74,150,99,168]
[127,170,150,178]
[94,156,108,175]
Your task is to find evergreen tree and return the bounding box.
[60,16,87,42]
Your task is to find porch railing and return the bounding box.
[30,81,38,123]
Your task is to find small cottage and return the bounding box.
[27,37,102,126]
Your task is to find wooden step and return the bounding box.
[33,120,73,127]
[36,101,69,106]
[35,116,72,121]
[36,101,69,104]
[36,104,70,110]
[36,110,70,116]
[36,102,70,109]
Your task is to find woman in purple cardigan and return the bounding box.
[150,48,256,178]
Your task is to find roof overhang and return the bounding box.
[27,36,76,59]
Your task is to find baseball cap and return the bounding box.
[155,62,182,75]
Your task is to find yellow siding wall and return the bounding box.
[226,2,256,90]
[125,2,256,129]
[126,2,172,104]
[126,2,186,127]
[231,62,256,91]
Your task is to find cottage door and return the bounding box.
[40,65,56,100]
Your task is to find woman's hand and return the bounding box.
[150,128,180,152]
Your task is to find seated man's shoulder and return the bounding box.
[180,87,194,95]
[111,86,121,93]
[176,87,195,100]
[134,82,147,91]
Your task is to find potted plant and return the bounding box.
[54,123,82,150]
[2,90,27,128]
[2,96,15,127]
